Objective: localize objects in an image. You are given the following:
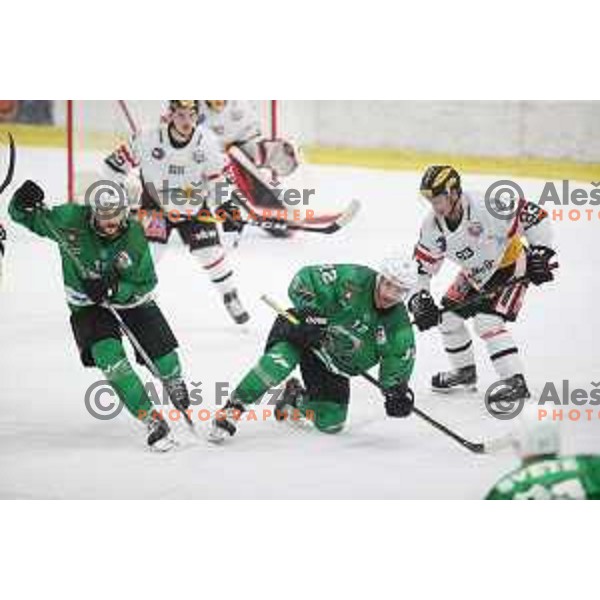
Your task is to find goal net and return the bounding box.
[65,100,279,201]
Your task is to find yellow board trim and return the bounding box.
[304,146,600,183]
[2,124,599,182]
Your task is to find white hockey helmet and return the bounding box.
[378,255,418,294]
[512,404,561,460]
[87,180,130,236]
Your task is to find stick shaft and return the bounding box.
[260,294,485,454]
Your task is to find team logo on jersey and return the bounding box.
[232,109,244,121]
[212,125,225,136]
[114,251,133,271]
[152,147,165,160]
[342,282,357,303]
[468,222,483,238]
[192,149,206,164]
[435,235,447,252]
[375,326,387,345]
[64,229,82,254]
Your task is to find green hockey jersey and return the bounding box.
[9,200,156,310]
[288,264,415,387]
[485,455,600,500]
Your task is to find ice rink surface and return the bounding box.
[1,147,599,498]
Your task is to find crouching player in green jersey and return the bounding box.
[486,406,600,500]
[209,259,417,442]
[9,180,192,452]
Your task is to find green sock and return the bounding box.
[298,398,348,433]
[91,338,154,420]
[154,351,182,381]
[234,342,300,405]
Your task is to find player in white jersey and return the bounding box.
[408,166,557,404]
[104,100,250,325]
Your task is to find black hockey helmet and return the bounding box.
[420,166,462,199]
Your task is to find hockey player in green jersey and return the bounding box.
[209,259,417,442]
[9,180,192,451]
[485,406,600,500]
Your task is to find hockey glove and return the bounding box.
[526,246,556,286]
[82,274,117,304]
[13,180,45,213]
[383,382,414,418]
[215,200,245,233]
[408,290,440,331]
[284,311,328,351]
[257,139,299,178]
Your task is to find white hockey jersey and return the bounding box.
[415,191,553,290]
[199,101,262,149]
[104,123,228,215]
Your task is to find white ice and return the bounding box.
[1,146,599,499]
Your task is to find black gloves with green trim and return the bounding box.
[282,310,328,351]
[13,180,45,213]
[383,381,414,418]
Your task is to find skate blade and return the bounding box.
[149,437,178,453]
[207,427,229,444]
[431,384,478,395]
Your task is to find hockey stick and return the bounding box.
[117,100,140,137]
[260,294,501,455]
[228,146,346,225]
[0,133,16,196]
[414,262,560,328]
[39,213,196,432]
[231,191,361,235]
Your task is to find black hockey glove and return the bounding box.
[82,274,117,304]
[526,246,556,286]
[408,290,440,331]
[383,381,414,418]
[284,311,328,351]
[215,200,245,233]
[13,180,45,213]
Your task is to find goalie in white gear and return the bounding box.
[199,101,301,240]
[103,100,249,325]
[200,101,298,179]
[408,166,557,405]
